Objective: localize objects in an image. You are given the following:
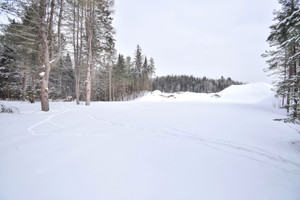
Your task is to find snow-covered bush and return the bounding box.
[64,96,73,102]
[0,103,19,114]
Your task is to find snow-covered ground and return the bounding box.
[0,83,299,200]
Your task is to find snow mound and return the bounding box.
[218,82,274,103]
[138,82,274,104]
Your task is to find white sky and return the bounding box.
[113,0,280,83]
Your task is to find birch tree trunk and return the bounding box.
[79,5,84,104]
[85,3,93,106]
[73,0,80,105]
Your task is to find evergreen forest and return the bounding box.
[152,75,242,93]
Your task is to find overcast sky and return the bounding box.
[113,0,280,83]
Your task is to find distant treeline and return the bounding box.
[151,75,243,93]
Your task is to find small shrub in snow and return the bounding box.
[0,103,19,114]
[167,94,176,98]
[64,96,73,102]
[211,94,221,98]
[1,103,13,113]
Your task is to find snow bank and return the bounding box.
[138,82,274,104]
[218,82,274,103]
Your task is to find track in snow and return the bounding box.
[26,109,300,176]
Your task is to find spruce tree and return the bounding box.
[0,44,21,100]
[133,45,143,93]
[148,57,156,78]
[264,0,300,123]
[142,57,148,90]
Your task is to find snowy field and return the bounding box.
[0,83,300,200]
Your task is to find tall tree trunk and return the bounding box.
[22,70,27,101]
[39,0,50,111]
[86,40,92,105]
[85,3,93,106]
[31,71,36,103]
[112,75,114,101]
[73,0,80,105]
[48,0,55,60]
[38,0,64,111]
[57,0,63,49]
[108,67,112,101]
[122,82,125,101]
[79,3,84,103]
[73,1,85,105]
[282,59,287,107]
[292,44,298,119]
[75,76,80,104]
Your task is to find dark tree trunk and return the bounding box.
[38,0,50,112]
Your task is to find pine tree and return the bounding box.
[112,54,126,100]
[148,57,156,78]
[0,2,40,102]
[125,56,134,98]
[264,0,300,123]
[133,45,143,94]
[49,54,75,100]
[142,57,148,91]
[0,0,65,111]
[0,44,21,100]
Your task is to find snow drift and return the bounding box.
[218,82,274,103]
[139,82,274,103]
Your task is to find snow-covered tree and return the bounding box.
[264,0,300,123]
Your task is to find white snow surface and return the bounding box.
[0,83,300,200]
[39,72,45,77]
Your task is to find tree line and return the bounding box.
[152,75,242,93]
[263,0,300,124]
[91,46,155,101]
[0,42,155,102]
[0,0,155,110]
